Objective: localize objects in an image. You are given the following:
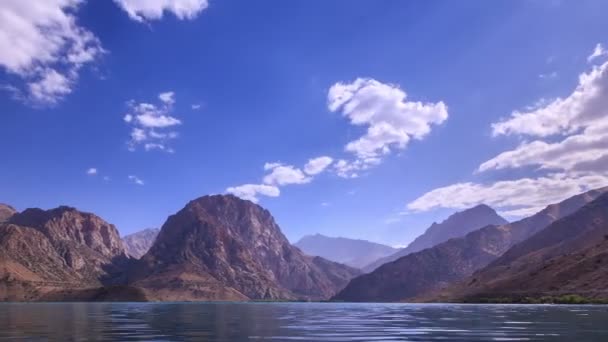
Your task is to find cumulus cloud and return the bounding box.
[226,184,280,203]
[304,156,333,175]
[123,91,181,152]
[0,0,104,105]
[588,43,608,63]
[480,58,608,174]
[491,59,608,137]
[114,0,209,22]
[86,168,97,175]
[262,163,311,186]
[328,78,448,160]
[128,175,144,185]
[407,173,608,218]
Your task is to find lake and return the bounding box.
[1,303,607,341]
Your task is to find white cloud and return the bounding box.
[86,167,97,175]
[263,163,311,186]
[0,0,104,105]
[114,0,209,22]
[191,104,201,110]
[123,91,182,152]
[480,59,608,174]
[328,78,448,161]
[407,173,608,218]
[491,59,608,137]
[321,202,330,207]
[588,43,608,63]
[304,156,333,175]
[159,91,175,105]
[128,175,144,185]
[226,184,280,203]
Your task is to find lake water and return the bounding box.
[1,303,607,341]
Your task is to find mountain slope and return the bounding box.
[443,192,608,302]
[364,205,507,272]
[332,187,608,302]
[294,234,398,269]
[0,206,129,301]
[0,204,17,222]
[122,228,160,259]
[131,195,361,301]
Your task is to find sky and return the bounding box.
[2,0,608,246]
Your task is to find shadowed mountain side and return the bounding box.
[332,187,608,302]
[436,192,608,302]
[364,205,507,272]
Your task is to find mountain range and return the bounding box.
[2,187,607,303]
[294,234,398,269]
[0,195,359,301]
[332,187,608,302]
[437,192,608,303]
[363,204,508,272]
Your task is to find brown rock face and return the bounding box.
[444,192,608,302]
[332,187,608,302]
[0,206,129,301]
[122,228,160,259]
[132,195,360,301]
[0,204,17,222]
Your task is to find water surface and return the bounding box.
[1,302,607,341]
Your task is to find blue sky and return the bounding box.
[2,0,608,246]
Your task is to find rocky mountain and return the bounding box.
[122,228,160,259]
[294,234,398,269]
[130,195,361,301]
[0,206,129,301]
[332,187,608,302]
[0,204,17,222]
[364,205,507,272]
[441,192,608,302]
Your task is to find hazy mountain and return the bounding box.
[332,187,608,302]
[441,192,608,302]
[131,195,361,301]
[364,205,508,272]
[122,228,160,259]
[0,204,17,222]
[0,206,129,301]
[294,234,398,269]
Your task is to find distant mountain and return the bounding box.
[0,204,16,222]
[131,195,361,301]
[332,187,608,302]
[441,192,608,303]
[364,205,508,272]
[294,234,398,269]
[122,228,160,259]
[0,206,129,301]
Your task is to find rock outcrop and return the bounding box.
[131,195,361,301]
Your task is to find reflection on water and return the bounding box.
[1,302,608,341]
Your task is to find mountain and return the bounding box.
[0,206,129,301]
[0,204,17,222]
[130,195,361,301]
[294,234,398,269]
[441,192,608,302]
[122,228,160,259]
[364,205,507,272]
[332,187,608,302]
